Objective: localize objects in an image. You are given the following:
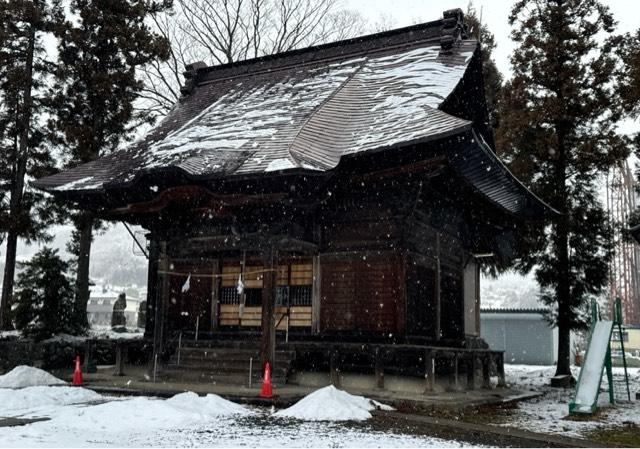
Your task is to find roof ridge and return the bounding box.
[195,19,444,79]
[196,37,446,87]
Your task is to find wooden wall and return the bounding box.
[319,251,405,333]
[405,260,437,338]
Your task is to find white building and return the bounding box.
[86,285,142,328]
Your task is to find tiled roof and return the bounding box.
[33,13,555,219]
[34,19,474,193]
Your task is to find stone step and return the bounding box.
[168,357,294,371]
[175,347,295,360]
[159,367,287,386]
[165,359,291,374]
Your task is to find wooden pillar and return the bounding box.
[495,353,506,388]
[144,237,160,339]
[482,353,491,389]
[260,247,277,371]
[210,258,221,331]
[451,353,459,390]
[83,339,97,374]
[435,234,441,340]
[475,262,481,336]
[374,347,384,390]
[114,342,127,376]
[424,349,435,393]
[152,241,169,369]
[311,255,321,334]
[467,355,477,390]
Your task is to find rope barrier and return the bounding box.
[156,268,277,279]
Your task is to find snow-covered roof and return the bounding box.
[34,15,555,219]
[34,19,475,194]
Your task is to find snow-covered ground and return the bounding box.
[501,364,640,438]
[0,327,143,342]
[0,367,473,448]
[4,363,637,446]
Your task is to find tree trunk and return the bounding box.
[554,121,572,377]
[0,16,36,330]
[0,233,19,329]
[74,215,94,330]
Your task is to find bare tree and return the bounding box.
[139,0,369,118]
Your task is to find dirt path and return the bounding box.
[367,410,623,448]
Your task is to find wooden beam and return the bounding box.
[435,233,441,340]
[495,353,506,388]
[176,234,317,254]
[467,356,477,390]
[210,258,220,331]
[424,349,435,393]
[152,241,169,371]
[110,185,287,215]
[351,157,447,183]
[475,262,481,336]
[311,255,321,334]
[329,351,341,386]
[144,238,159,339]
[374,347,385,390]
[260,248,277,372]
[482,355,492,389]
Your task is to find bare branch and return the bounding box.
[138,0,369,120]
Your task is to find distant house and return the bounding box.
[481,308,558,365]
[611,324,640,357]
[86,286,141,328]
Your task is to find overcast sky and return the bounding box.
[345,0,640,77]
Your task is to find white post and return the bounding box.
[195,316,200,341]
[249,357,253,388]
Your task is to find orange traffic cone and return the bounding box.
[72,355,83,386]
[259,362,273,398]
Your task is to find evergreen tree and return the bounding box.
[495,0,628,376]
[13,247,76,340]
[0,0,61,330]
[49,0,171,330]
[612,29,640,118]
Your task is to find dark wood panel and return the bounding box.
[320,252,404,333]
[406,260,437,337]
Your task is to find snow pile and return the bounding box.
[0,386,101,418]
[274,385,393,421]
[55,392,254,431]
[0,366,65,389]
[166,391,254,417]
[89,328,143,340]
[0,330,21,340]
[0,386,474,447]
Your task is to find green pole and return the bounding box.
[615,298,631,401]
[605,343,614,404]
